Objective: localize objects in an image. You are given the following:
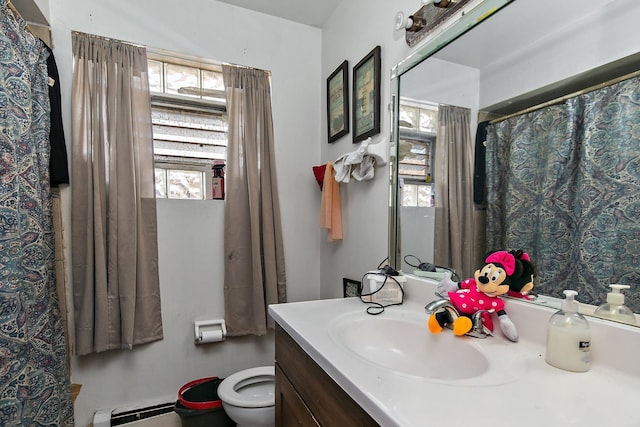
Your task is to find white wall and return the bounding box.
[47,1,322,425]
[400,206,435,269]
[319,0,422,297]
[481,0,640,107]
[319,0,489,297]
[401,57,479,108]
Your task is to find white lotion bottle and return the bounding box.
[545,290,591,372]
[593,284,636,324]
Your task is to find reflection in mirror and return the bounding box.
[396,55,484,281]
[390,0,640,325]
[485,77,640,313]
[397,100,437,268]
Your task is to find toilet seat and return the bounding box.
[218,366,275,408]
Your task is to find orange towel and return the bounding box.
[320,162,343,241]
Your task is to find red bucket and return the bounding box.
[178,377,224,410]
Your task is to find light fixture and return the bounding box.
[394,11,425,32]
[422,0,453,8]
[396,0,455,32]
[394,11,412,31]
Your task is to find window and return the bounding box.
[398,99,437,207]
[402,182,434,208]
[147,52,227,200]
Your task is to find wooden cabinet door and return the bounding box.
[275,364,320,427]
[275,325,378,427]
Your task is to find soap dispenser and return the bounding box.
[545,290,591,372]
[594,284,636,324]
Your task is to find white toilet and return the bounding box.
[218,366,275,427]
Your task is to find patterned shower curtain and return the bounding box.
[0,2,74,425]
[485,76,640,312]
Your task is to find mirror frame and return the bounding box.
[388,0,513,268]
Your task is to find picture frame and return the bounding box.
[352,45,381,143]
[326,60,349,143]
[343,278,362,298]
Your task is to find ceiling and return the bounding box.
[12,0,48,25]
[214,0,343,28]
[428,0,637,114]
[433,0,606,69]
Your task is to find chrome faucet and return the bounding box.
[466,309,495,339]
[424,298,456,315]
[424,297,494,339]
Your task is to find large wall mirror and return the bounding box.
[389,0,640,325]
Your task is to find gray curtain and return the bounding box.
[485,75,640,311]
[71,32,163,355]
[222,65,286,336]
[433,105,481,279]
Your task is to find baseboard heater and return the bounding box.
[93,402,175,426]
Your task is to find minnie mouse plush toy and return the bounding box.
[429,250,522,342]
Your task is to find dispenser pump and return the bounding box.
[606,284,630,304]
[561,289,579,313]
[594,284,636,324]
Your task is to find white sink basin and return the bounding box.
[329,309,528,386]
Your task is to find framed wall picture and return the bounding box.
[343,278,362,298]
[352,45,381,143]
[327,60,349,143]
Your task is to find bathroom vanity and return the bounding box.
[274,325,376,426]
[269,276,640,426]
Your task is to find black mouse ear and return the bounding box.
[521,258,536,277]
[511,258,524,278]
[510,249,524,259]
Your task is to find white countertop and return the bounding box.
[269,277,640,426]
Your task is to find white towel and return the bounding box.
[332,141,376,182]
[351,155,375,181]
[332,153,352,183]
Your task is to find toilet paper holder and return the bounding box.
[194,319,227,344]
